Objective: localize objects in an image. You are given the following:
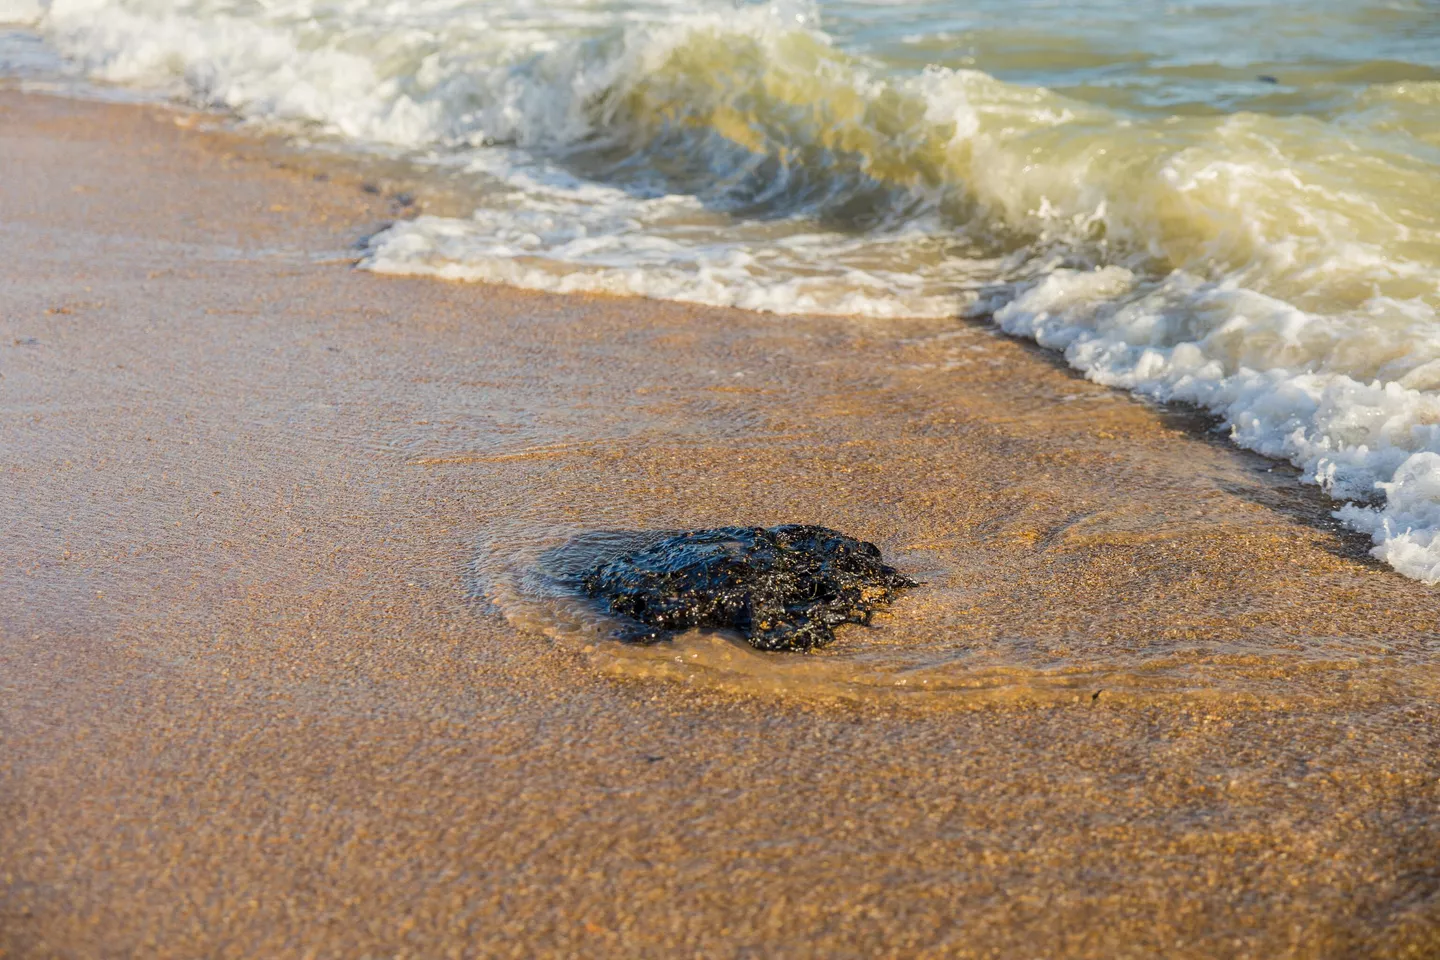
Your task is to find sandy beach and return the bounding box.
[3,88,1439,957]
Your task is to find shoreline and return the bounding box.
[3,88,1440,956]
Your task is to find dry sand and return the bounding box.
[2,89,1439,958]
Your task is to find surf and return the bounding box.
[8,0,1440,581]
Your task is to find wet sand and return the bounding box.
[2,89,1439,958]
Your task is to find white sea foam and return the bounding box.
[17,0,1440,580]
[985,269,1440,579]
[0,0,42,23]
[363,148,999,318]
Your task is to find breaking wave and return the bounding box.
[10,0,1440,580]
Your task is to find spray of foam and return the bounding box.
[21,0,1440,581]
[0,0,43,22]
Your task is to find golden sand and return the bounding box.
[2,90,1438,957]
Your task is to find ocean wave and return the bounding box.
[17,0,1440,581]
[0,0,42,22]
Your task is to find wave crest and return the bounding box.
[25,0,1440,580]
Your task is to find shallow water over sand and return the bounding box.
[6,0,1440,579]
[470,483,1440,711]
[5,91,1440,956]
[437,305,1440,710]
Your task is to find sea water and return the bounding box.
[3,0,1439,580]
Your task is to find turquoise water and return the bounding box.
[826,0,1440,114]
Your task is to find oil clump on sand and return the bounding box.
[581,525,915,651]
